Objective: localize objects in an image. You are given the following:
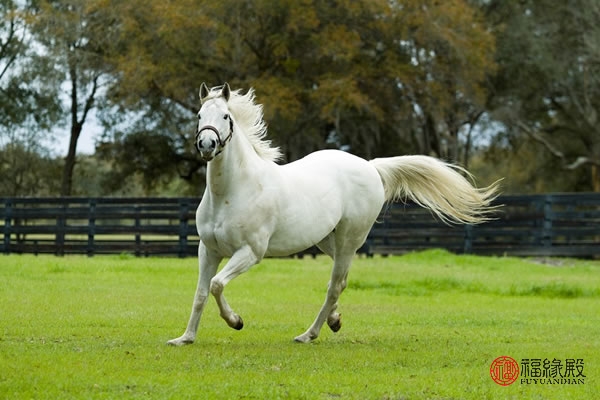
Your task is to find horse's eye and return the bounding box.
[198,114,201,120]
[223,114,229,120]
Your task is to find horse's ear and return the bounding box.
[222,82,231,101]
[199,82,210,103]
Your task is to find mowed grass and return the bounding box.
[1,249,599,399]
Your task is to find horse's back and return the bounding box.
[282,150,385,203]
[269,150,385,252]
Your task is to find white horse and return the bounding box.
[167,83,498,345]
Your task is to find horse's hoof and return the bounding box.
[232,316,244,330]
[327,313,342,333]
[294,332,317,343]
[167,337,194,346]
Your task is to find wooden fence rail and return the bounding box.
[1,194,599,258]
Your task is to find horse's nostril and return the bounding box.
[197,137,217,151]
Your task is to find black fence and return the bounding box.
[1,194,599,258]
[367,193,600,258]
[0,198,198,257]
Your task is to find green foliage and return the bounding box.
[0,1,62,132]
[3,0,600,194]
[25,0,118,195]
[473,136,591,193]
[0,139,62,196]
[484,0,600,190]
[101,0,496,173]
[1,250,599,399]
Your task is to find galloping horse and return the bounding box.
[167,83,498,345]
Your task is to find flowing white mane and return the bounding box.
[204,87,283,162]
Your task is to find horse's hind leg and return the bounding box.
[316,233,343,333]
[294,251,352,343]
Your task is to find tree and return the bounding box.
[0,134,61,196]
[483,0,600,191]
[95,0,495,194]
[1,0,61,139]
[1,0,28,128]
[375,0,495,164]
[200,0,496,162]
[1,0,65,196]
[29,0,116,196]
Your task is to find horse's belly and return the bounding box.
[263,186,342,256]
[265,221,336,257]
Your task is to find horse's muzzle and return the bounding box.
[196,125,221,161]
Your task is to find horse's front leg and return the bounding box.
[167,242,221,346]
[210,245,260,330]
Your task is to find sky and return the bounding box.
[51,128,97,156]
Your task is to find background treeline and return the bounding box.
[1,0,599,197]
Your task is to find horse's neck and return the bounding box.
[206,133,266,197]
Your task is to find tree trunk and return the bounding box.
[592,165,600,192]
[59,63,98,196]
[60,123,82,196]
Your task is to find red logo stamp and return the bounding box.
[490,356,520,386]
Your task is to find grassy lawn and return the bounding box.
[1,249,599,399]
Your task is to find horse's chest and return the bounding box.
[196,205,246,255]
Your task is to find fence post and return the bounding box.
[3,199,12,255]
[178,200,189,258]
[55,200,66,256]
[87,199,96,257]
[463,224,473,254]
[542,195,553,249]
[134,205,141,257]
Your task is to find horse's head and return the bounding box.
[195,83,234,161]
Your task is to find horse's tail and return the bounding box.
[370,155,500,224]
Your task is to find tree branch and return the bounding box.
[517,121,565,159]
[517,120,600,169]
[79,75,100,125]
[0,15,16,60]
[0,17,21,81]
[565,156,600,169]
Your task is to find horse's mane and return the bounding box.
[204,86,283,162]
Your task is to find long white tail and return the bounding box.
[370,155,499,224]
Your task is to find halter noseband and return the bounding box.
[196,117,234,157]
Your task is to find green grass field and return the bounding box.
[1,250,599,399]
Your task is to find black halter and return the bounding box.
[195,117,234,156]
